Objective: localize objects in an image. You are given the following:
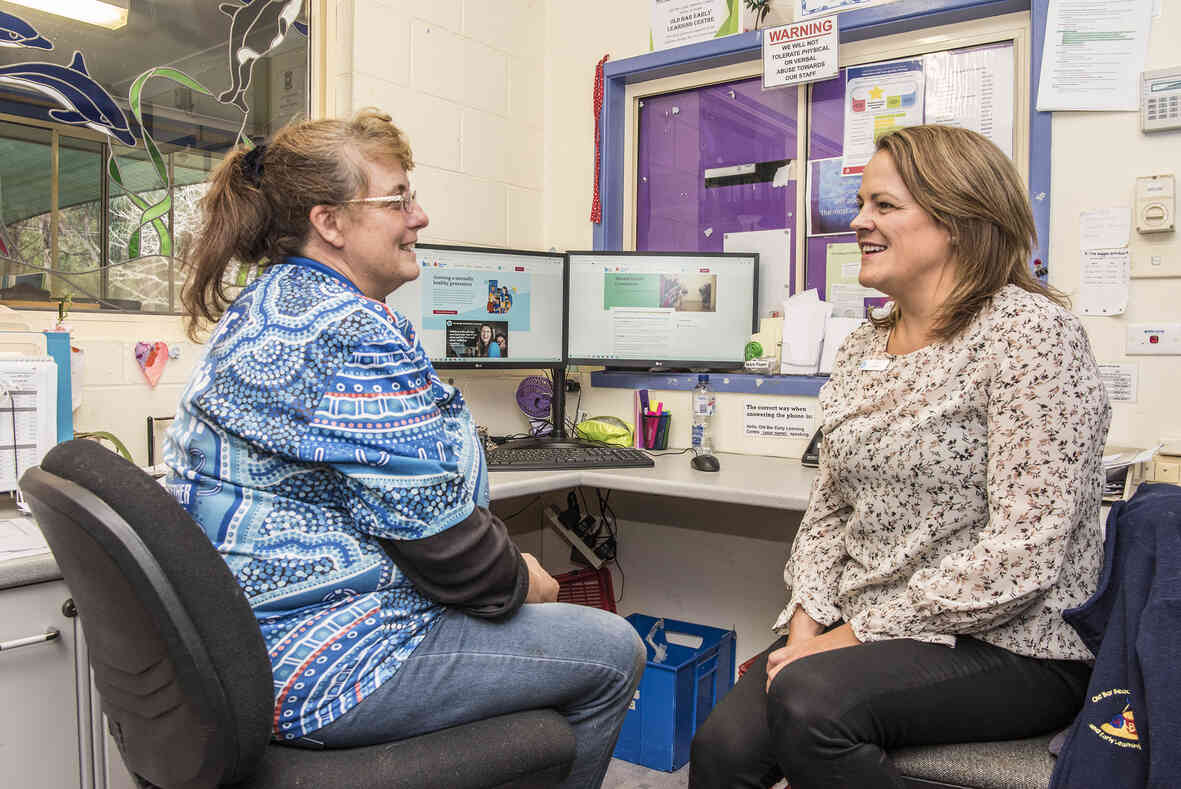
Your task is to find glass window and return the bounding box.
[55,136,105,303]
[0,0,310,313]
[0,121,52,295]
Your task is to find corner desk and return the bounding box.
[489,451,815,510]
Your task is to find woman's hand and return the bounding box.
[522,552,559,603]
[765,623,862,692]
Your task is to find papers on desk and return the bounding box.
[780,290,833,375]
[0,516,49,560]
[1102,445,1156,501]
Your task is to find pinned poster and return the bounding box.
[1079,248,1130,316]
[825,241,886,317]
[650,0,739,52]
[923,44,1015,158]
[796,0,899,18]
[841,59,925,175]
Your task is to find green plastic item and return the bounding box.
[575,416,634,447]
[744,340,764,361]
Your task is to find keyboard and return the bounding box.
[486,445,655,472]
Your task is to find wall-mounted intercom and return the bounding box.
[1136,173,1175,234]
[1141,66,1181,133]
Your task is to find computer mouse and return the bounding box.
[690,453,720,472]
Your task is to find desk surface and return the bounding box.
[491,452,814,510]
[1,454,814,591]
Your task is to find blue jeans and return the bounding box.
[292,602,645,788]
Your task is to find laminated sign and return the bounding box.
[762,16,839,89]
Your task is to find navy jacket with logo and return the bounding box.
[1049,482,1181,789]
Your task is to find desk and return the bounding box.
[490,452,815,510]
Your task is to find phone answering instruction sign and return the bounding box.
[743,402,816,439]
[762,17,839,89]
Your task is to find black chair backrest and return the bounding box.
[20,439,273,788]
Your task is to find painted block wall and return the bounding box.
[331,0,547,252]
[1,307,192,465]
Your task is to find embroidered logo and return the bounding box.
[1087,689,1142,750]
[1099,705,1138,742]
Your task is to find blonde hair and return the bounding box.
[180,108,414,339]
[868,125,1066,340]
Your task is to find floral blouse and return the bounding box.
[774,285,1111,660]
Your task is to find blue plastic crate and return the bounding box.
[613,613,736,772]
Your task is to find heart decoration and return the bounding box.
[135,341,169,387]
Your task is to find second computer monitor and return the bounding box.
[385,243,566,368]
[566,251,759,369]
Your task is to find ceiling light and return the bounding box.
[4,0,129,31]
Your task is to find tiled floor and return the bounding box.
[602,758,689,789]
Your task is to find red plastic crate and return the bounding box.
[555,566,616,612]
[738,655,758,677]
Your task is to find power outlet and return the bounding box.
[576,409,591,425]
[1126,323,1181,355]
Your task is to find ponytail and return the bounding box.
[180,146,271,340]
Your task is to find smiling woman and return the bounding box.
[166,108,645,789]
[689,124,1110,789]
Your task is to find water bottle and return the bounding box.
[691,374,715,454]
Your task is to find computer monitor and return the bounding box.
[565,251,759,370]
[386,243,567,370]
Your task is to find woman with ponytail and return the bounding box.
[166,109,642,789]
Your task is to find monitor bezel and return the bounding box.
[393,242,569,370]
[564,250,760,370]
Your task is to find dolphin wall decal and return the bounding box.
[0,10,53,50]
[0,50,137,147]
[217,0,303,113]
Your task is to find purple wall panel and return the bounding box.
[808,70,846,159]
[636,77,800,291]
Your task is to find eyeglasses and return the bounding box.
[341,190,418,214]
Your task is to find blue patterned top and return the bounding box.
[164,257,489,739]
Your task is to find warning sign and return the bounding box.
[761,16,839,89]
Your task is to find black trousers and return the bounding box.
[689,634,1090,789]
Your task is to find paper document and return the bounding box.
[1036,0,1153,111]
[0,357,58,493]
[0,516,49,560]
[1097,362,1137,403]
[724,228,790,318]
[923,44,1015,158]
[1080,206,1131,250]
[1079,249,1130,316]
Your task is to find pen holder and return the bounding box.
[640,413,671,450]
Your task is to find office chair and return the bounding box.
[20,439,575,789]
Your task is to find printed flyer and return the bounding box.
[651,0,739,51]
[841,59,925,175]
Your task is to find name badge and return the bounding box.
[860,358,890,371]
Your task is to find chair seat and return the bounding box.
[237,710,576,789]
[893,733,1056,789]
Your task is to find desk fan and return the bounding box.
[515,375,553,436]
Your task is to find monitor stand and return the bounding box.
[497,365,602,450]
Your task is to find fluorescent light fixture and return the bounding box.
[4,0,129,30]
